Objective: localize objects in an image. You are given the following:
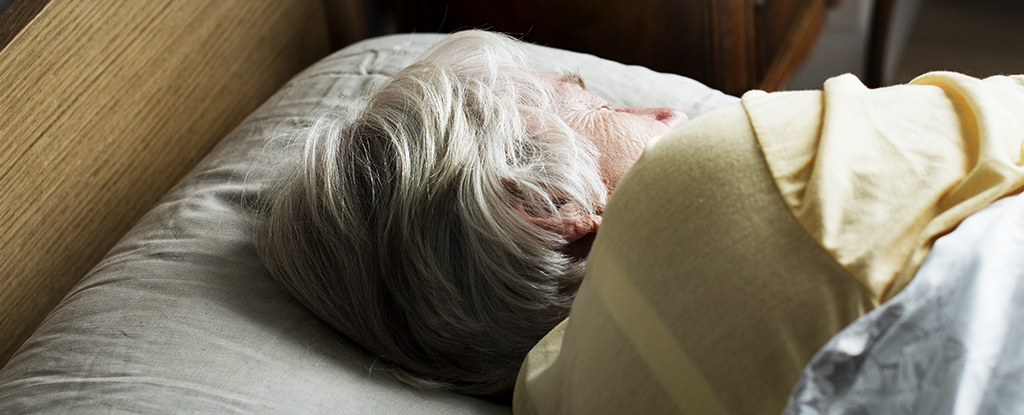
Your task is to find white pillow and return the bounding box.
[0,33,736,414]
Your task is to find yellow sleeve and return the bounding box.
[748,72,1024,303]
[515,101,871,415]
[514,72,1024,415]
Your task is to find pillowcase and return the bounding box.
[0,33,736,414]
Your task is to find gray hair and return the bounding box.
[256,30,606,395]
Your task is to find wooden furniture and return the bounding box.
[394,0,830,96]
[0,0,353,366]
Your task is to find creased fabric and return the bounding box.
[515,72,1024,415]
[749,72,1024,303]
[516,99,872,415]
[784,190,1024,414]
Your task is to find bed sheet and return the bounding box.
[785,191,1024,414]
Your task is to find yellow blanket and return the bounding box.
[755,72,1024,303]
[514,73,1024,415]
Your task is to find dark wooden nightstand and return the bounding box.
[394,0,830,96]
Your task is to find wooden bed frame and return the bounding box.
[0,0,827,367]
[0,0,357,365]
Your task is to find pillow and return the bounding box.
[0,33,737,414]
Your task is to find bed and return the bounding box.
[0,0,738,412]
[3,0,1022,413]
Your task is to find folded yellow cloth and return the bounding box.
[754,72,1024,303]
[514,73,1024,415]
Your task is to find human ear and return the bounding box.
[613,106,689,128]
[516,202,602,244]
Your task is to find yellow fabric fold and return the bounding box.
[515,102,871,415]
[747,72,1024,302]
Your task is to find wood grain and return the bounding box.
[0,0,51,51]
[705,0,759,96]
[0,0,332,366]
[866,0,896,88]
[757,0,828,91]
[322,0,369,49]
[394,0,714,90]
[393,0,827,96]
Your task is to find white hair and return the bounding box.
[256,30,607,395]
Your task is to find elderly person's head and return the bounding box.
[257,30,686,396]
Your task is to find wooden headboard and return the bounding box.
[0,0,370,366]
[392,0,830,96]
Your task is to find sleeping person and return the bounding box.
[256,29,687,397]
[255,29,1024,413]
[515,68,1024,414]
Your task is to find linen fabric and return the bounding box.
[753,72,1024,303]
[784,187,1024,414]
[0,34,736,414]
[515,99,874,415]
[515,73,1024,415]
